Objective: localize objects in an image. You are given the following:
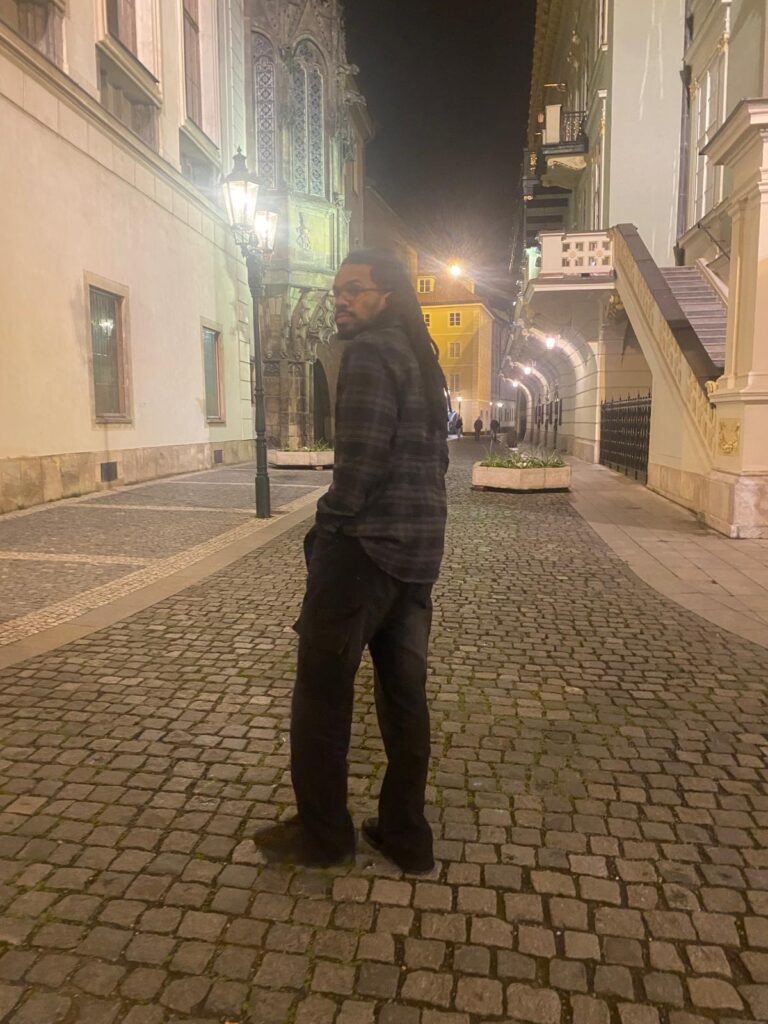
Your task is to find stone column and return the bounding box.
[704,100,768,537]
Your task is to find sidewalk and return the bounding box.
[569,461,768,649]
[0,462,330,662]
[0,440,766,1023]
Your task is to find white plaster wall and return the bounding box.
[0,44,251,461]
[607,0,686,266]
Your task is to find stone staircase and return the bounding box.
[660,266,727,373]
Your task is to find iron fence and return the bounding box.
[600,395,652,482]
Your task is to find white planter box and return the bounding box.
[269,450,334,469]
[471,463,571,491]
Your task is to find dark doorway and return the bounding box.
[313,359,332,444]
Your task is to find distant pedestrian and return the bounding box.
[254,249,449,874]
[490,417,500,443]
[455,415,463,439]
[474,416,483,441]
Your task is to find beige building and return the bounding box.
[0,0,367,513]
[518,0,768,538]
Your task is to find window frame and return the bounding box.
[449,373,460,394]
[449,311,462,328]
[423,312,431,327]
[252,32,277,188]
[449,341,461,359]
[85,275,133,425]
[183,0,203,129]
[14,1,65,65]
[417,277,434,294]
[202,322,225,424]
[107,0,138,56]
[689,47,726,226]
[291,39,326,198]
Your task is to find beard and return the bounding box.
[334,318,363,340]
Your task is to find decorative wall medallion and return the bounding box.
[719,419,741,455]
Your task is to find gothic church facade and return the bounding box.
[247,0,370,447]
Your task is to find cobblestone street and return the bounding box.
[0,464,330,650]
[0,442,767,1024]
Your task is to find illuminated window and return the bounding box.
[253,33,276,187]
[449,311,462,327]
[449,373,460,393]
[89,286,129,420]
[418,278,434,293]
[423,313,431,327]
[449,342,461,358]
[202,327,224,422]
[291,41,325,197]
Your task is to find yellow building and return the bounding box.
[416,269,510,432]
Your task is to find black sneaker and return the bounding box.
[361,817,435,875]
[254,817,354,868]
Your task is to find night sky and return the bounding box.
[343,0,536,281]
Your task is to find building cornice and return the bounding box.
[704,98,768,166]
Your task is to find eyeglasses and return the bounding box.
[332,285,386,301]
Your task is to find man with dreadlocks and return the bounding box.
[254,250,449,872]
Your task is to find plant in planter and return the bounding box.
[471,448,571,492]
[269,440,334,469]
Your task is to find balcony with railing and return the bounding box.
[542,106,587,151]
[523,231,615,293]
[538,104,588,190]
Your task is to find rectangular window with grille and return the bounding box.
[449,373,460,393]
[449,342,461,358]
[89,287,128,419]
[418,278,434,293]
[106,0,137,54]
[423,313,431,327]
[449,311,462,327]
[183,0,202,127]
[203,327,224,422]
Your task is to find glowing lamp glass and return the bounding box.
[253,210,278,254]
[222,150,260,232]
[523,366,533,375]
[545,336,557,350]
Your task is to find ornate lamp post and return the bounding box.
[222,150,278,519]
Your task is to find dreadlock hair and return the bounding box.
[342,249,448,434]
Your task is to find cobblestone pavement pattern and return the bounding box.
[0,463,331,639]
[0,442,766,1023]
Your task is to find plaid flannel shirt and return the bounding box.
[315,323,449,584]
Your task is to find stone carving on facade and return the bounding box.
[296,212,312,250]
[719,420,741,455]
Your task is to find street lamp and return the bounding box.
[523,365,533,375]
[222,149,278,519]
[545,336,557,350]
[448,262,463,278]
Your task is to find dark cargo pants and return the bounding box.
[291,529,434,862]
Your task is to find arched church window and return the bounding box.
[252,33,276,188]
[291,41,326,197]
